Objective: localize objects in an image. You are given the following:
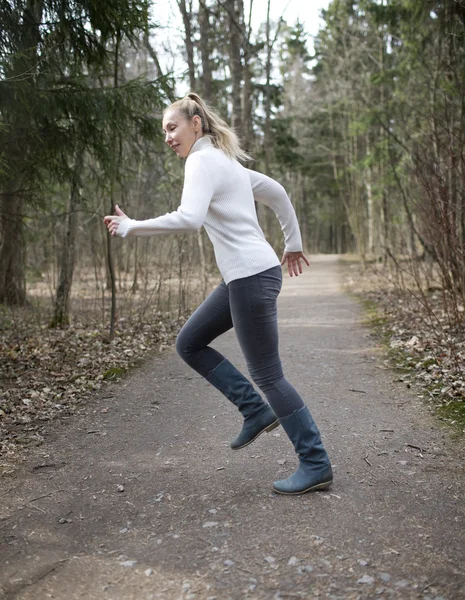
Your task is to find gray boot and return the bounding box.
[206,359,279,450]
[273,406,333,495]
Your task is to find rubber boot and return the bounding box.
[273,406,333,495]
[206,358,279,449]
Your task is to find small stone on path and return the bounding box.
[119,560,137,568]
[358,575,375,585]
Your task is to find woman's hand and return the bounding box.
[280,251,310,277]
[103,205,129,236]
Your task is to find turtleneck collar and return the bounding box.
[188,135,213,156]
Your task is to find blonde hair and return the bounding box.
[164,92,252,162]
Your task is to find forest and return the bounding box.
[1,0,464,456]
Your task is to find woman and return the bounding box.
[104,93,332,495]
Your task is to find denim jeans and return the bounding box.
[176,265,305,418]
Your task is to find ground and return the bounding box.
[1,256,464,600]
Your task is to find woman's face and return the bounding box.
[162,109,202,158]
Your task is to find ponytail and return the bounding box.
[164,92,252,162]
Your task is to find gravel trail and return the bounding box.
[1,256,464,600]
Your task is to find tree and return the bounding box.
[0,0,168,314]
[225,0,245,140]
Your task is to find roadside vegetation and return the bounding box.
[343,258,465,434]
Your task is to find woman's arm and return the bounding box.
[246,168,303,253]
[247,169,310,277]
[104,154,214,237]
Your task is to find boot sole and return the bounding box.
[273,479,333,495]
[231,420,280,450]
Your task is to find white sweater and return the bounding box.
[116,136,303,284]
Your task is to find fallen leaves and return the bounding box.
[0,311,186,461]
[344,266,465,416]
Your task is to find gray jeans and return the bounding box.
[176,265,305,418]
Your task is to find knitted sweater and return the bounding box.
[116,136,303,284]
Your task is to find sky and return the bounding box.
[151,0,331,87]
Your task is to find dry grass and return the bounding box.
[342,258,465,433]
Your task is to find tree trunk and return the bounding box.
[107,32,122,340]
[0,0,44,306]
[264,0,272,176]
[226,0,244,141]
[0,193,26,305]
[199,0,213,102]
[260,0,273,237]
[365,133,374,255]
[50,147,84,326]
[382,187,389,266]
[301,184,309,254]
[242,0,254,155]
[197,230,208,295]
[177,0,196,90]
[131,156,145,293]
[143,32,176,102]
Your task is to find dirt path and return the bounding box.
[1,256,464,600]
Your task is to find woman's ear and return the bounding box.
[192,115,202,132]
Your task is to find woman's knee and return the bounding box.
[248,362,284,392]
[175,327,192,361]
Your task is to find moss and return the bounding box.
[436,401,465,434]
[357,296,398,354]
[421,357,437,369]
[103,366,127,381]
[352,295,417,374]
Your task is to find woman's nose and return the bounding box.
[165,132,170,144]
